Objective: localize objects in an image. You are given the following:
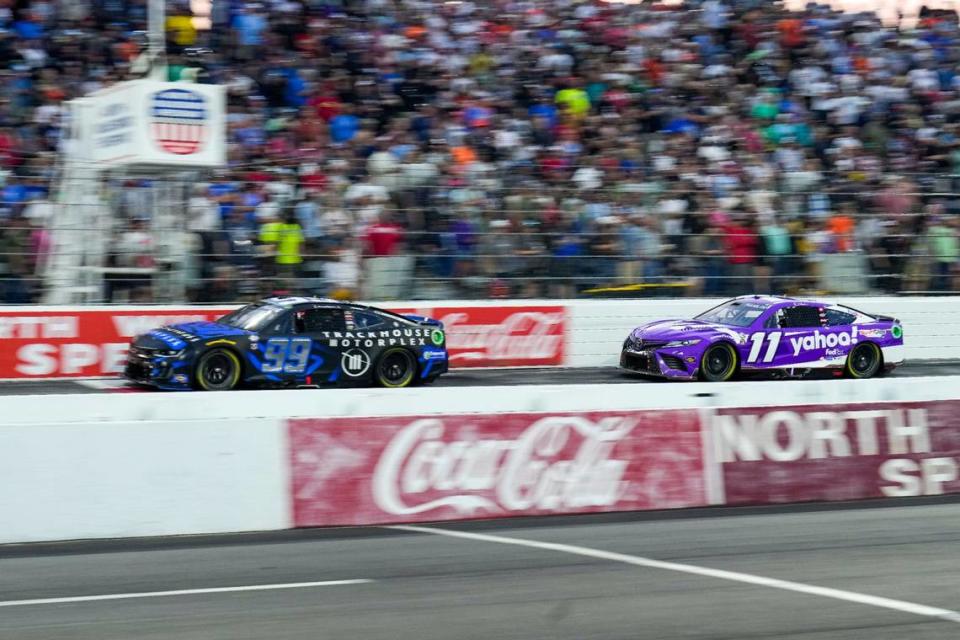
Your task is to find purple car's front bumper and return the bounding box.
[619,343,700,380]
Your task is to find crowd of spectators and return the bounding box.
[3,0,960,302]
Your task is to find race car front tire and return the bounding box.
[699,342,738,382]
[846,342,881,379]
[195,348,242,391]
[375,348,416,388]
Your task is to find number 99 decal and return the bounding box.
[262,337,312,373]
[746,331,782,363]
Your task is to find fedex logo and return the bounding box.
[790,327,858,356]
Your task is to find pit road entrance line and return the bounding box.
[0,579,373,608]
[390,525,960,624]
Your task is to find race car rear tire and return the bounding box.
[846,342,881,379]
[195,348,242,391]
[699,343,737,382]
[375,348,416,388]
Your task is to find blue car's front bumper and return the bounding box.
[124,345,193,390]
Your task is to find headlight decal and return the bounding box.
[664,339,702,347]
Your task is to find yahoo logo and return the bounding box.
[791,327,858,356]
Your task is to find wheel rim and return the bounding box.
[706,347,731,376]
[851,345,877,375]
[380,352,411,383]
[204,354,232,385]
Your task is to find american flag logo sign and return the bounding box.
[149,88,208,155]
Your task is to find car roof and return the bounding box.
[732,295,844,309]
[258,297,407,318]
[261,296,340,308]
[729,295,805,309]
[729,294,794,308]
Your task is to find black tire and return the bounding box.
[195,348,242,391]
[375,348,416,388]
[699,342,738,382]
[846,342,881,379]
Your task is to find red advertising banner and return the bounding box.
[709,401,960,504]
[289,409,707,527]
[0,308,234,378]
[391,305,566,367]
[0,304,566,379]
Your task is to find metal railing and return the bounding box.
[1,173,959,303]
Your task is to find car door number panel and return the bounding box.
[262,337,312,373]
[746,331,782,363]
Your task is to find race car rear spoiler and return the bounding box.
[402,313,443,328]
[839,304,898,324]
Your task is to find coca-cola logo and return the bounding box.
[371,415,636,516]
[385,306,567,367]
[290,409,707,527]
[437,310,565,363]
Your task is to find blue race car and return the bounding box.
[124,297,448,390]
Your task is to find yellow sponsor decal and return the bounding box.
[206,339,238,346]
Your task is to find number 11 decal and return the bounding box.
[746,331,782,363]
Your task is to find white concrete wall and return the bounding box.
[2,375,960,543]
[0,419,288,543]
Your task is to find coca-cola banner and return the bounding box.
[289,410,707,526]
[710,401,960,505]
[391,305,566,367]
[0,304,566,379]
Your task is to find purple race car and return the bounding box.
[620,295,905,382]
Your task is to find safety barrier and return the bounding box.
[0,296,956,379]
[2,375,959,543]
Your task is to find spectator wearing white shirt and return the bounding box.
[187,185,222,234]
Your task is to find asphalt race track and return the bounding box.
[2,502,960,640]
[1,360,960,395]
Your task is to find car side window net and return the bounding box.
[780,306,823,328]
[295,308,346,334]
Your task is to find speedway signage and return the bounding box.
[392,305,566,367]
[289,410,707,526]
[0,304,566,378]
[707,401,960,503]
[0,309,234,377]
[289,399,960,527]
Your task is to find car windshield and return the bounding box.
[217,303,286,331]
[695,300,770,327]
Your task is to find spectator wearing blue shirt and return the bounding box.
[2,181,26,206]
[330,105,360,144]
[231,4,266,59]
[13,17,42,41]
[283,68,306,109]
[528,99,558,130]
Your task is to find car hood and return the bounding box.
[136,321,254,350]
[630,319,746,343]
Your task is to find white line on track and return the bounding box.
[390,525,960,625]
[0,579,373,608]
[74,379,130,391]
